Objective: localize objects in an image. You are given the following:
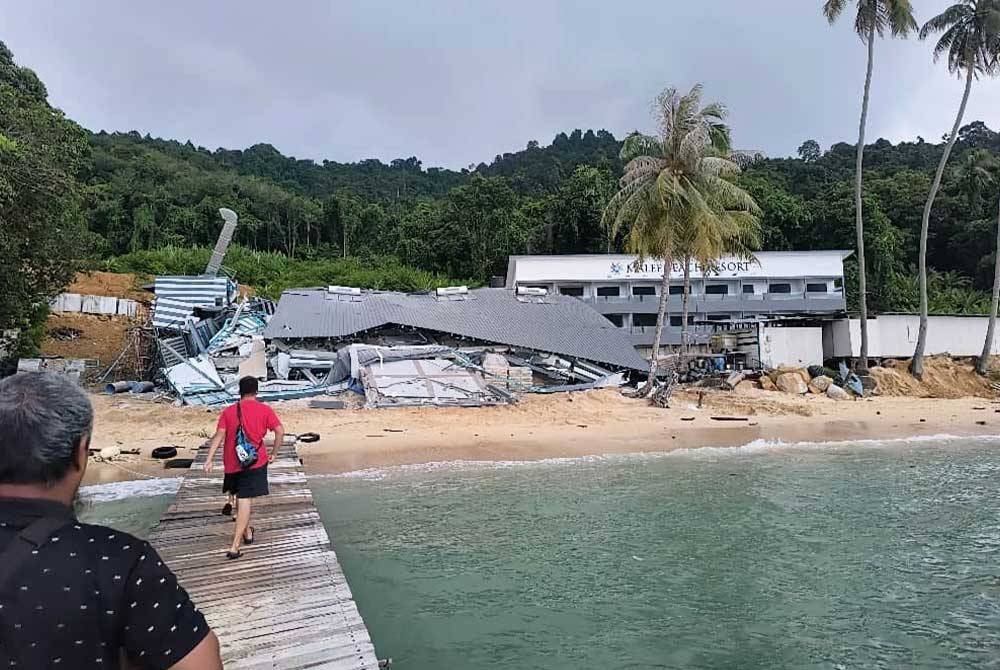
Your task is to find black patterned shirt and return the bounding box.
[0,497,209,669]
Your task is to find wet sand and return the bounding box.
[82,388,1000,485]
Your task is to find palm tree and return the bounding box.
[674,199,761,354]
[911,0,1000,378]
[824,0,918,372]
[603,85,760,390]
[958,150,1000,373]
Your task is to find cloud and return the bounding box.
[0,0,994,168]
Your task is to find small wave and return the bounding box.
[318,433,1000,481]
[80,477,183,503]
[665,433,1000,458]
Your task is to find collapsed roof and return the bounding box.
[263,287,649,371]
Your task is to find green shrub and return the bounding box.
[105,245,476,299]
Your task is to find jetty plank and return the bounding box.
[149,442,380,669]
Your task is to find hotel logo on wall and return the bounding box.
[608,258,756,279]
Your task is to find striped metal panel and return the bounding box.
[152,297,197,329]
[158,336,190,367]
[153,276,233,330]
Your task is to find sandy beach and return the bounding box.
[82,381,1000,486]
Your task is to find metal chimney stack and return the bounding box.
[205,208,238,276]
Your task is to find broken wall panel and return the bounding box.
[361,358,512,408]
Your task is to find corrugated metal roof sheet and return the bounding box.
[264,288,649,371]
[152,276,234,330]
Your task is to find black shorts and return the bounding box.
[222,466,269,498]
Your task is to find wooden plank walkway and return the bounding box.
[149,441,381,669]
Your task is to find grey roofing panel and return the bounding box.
[264,288,649,371]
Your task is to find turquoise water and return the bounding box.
[81,439,1000,669]
[76,477,179,538]
[313,438,1000,670]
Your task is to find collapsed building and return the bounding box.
[150,283,647,408]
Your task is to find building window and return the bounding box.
[596,286,620,297]
[707,314,730,321]
[768,283,792,294]
[742,284,755,294]
[632,285,656,296]
[669,315,692,327]
[633,313,658,327]
[705,284,729,295]
[559,286,584,297]
[806,282,828,293]
[669,285,685,295]
[604,313,625,327]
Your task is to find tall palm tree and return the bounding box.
[957,150,1000,373]
[911,0,1000,378]
[603,85,760,390]
[824,0,918,372]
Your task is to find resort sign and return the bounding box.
[609,258,757,280]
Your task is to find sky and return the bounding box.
[2,0,997,170]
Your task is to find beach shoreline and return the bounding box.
[82,387,1000,485]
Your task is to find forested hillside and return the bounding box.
[85,121,1000,314]
[5,36,1000,355]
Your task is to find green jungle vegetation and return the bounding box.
[3,29,1000,354]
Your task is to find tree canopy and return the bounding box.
[4,37,1000,358]
[0,42,93,357]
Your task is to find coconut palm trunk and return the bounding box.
[854,25,875,371]
[642,260,672,395]
[977,194,1000,375]
[911,65,975,378]
[681,257,692,355]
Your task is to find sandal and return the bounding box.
[244,526,255,545]
[221,502,233,516]
[225,550,242,560]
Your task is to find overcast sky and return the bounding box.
[3,0,996,169]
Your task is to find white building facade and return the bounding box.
[505,251,852,357]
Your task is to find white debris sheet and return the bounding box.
[361,358,513,408]
[164,354,225,396]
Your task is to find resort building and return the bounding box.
[504,251,852,357]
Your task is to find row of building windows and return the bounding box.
[552,283,833,298]
[605,313,738,328]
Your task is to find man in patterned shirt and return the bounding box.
[0,372,222,669]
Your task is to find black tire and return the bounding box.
[163,458,194,469]
[151,446,178,460]
[297,432,320,443]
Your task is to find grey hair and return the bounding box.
[0,372,94,485]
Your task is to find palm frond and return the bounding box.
[620,133,662,162]
[700,156,742,178]
[823,0,848,23]
[888,0,919,36]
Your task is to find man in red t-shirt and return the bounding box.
[204,376,284,559]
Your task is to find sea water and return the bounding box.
[84,437,1000,669]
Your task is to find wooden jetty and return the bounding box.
[149,441,382,669]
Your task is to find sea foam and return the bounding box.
[80,477,183,503]
[321,433,1000,481]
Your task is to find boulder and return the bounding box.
[776,372,809,395]
[734,380,761,395]
[826,384,852,401]
[808,375,833,394]
[779,365,812,385]
[759,375,777,392]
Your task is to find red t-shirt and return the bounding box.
[216,398,282,474]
